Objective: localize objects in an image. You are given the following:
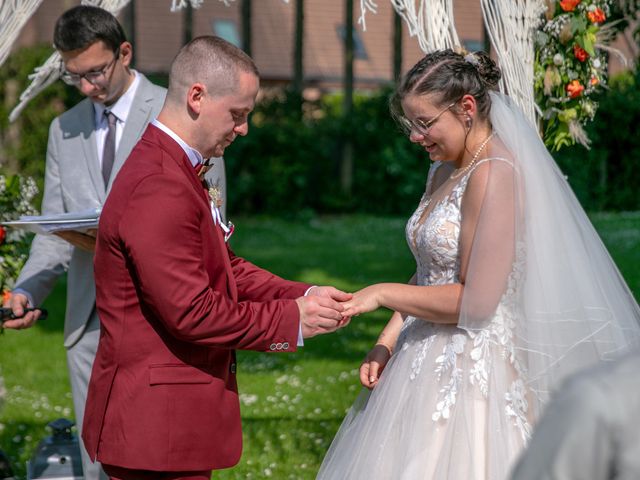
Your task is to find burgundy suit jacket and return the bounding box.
[83,125,309,471]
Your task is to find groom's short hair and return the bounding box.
[167,35,259,103]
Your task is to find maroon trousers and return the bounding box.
[103,463,211,480]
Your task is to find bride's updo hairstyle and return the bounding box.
[391,49,501,128]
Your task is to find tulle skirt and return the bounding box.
[317,316,531,480]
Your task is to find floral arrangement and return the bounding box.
[535,0,613,151]
[0,174,38,298]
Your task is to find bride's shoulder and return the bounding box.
[427,161,454,190]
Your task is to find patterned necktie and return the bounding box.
[102,110,117,187]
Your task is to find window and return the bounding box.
[462,40,484,53]
[212,19,240,47]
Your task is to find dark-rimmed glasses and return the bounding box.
[60,49,120,86]
[400,101,457,137]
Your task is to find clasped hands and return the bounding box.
[298,284,384,338]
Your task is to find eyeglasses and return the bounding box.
[400,101,457,137]
[60,49,120,86]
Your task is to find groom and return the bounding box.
[82,35,349,480]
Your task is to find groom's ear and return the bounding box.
[186,83,206,116]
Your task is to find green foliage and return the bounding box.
[553,69,640,210]
[0,214,637,479]
[0,44,82,187]
[224,88,427,216]
[2,45,639,216]
[0,175,38,293]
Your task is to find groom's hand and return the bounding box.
[296,294,346,338]
[306,286,353,327]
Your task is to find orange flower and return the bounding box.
[0,226,5,245]
[566,80,584,99]
[587,8,606,23]
[590,76,599,86]
[2,290,11,306]
[560,0,581,11]
[573,44,589,62]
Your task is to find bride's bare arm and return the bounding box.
[343,161,511,324]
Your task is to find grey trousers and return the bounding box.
[66,309,108,480]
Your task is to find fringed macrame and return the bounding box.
[480,0,546,127]
[0,0,44,70]
[359,0,459,51]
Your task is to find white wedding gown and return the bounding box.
[317,159,530,480]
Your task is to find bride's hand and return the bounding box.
[360,344,392,389]
[341,285,384,317]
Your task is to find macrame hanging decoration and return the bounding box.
[480,0,546,127]
[0,0,44,70]
[359,0,459,51]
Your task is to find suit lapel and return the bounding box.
[76,100,106,201]
[108,75,157,192]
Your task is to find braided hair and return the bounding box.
[391,49,501,126]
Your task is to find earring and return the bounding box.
[465,116,472,129]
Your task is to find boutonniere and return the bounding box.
[207,186,223,209]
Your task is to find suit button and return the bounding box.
[270,343,277,351]
[276,342,283,350]
[283,342,289,349]
[230,363,237,374]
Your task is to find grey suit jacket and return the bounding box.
[511,351,640,480]
[15,74,167,348]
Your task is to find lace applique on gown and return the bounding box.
[317,159,531,480]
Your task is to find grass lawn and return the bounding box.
[1,213,639,479]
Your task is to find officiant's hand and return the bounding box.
[360,343,392,389]
[2,292,42,330]
[55,229,97,252]
[297,292,348,338]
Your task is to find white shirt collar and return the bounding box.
[151,119,204,168]
[93,70,141,125]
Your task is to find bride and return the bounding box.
[317,49,640,480]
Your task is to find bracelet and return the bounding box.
[375,343,393,356]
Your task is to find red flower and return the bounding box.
[587,8,606,23]
[590,76,599,86]
[560,0,581,11]
[0,226,5,245]
[573,44,589,62]
[566,80,585,99]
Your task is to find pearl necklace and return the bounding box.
[450,132,494,180]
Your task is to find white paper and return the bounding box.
[2,208,101,235]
